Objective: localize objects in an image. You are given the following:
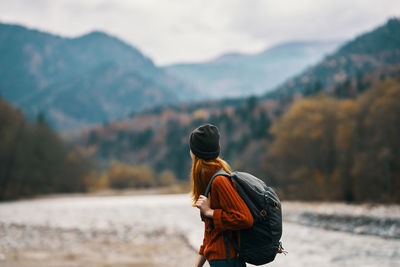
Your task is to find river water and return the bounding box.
[0,194,399,267]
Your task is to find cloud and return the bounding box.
[0,0,399,65]
[228,0,400,44]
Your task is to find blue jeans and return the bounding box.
[209,258,246,267]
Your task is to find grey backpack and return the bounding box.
[203,169,286,266]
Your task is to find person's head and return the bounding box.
[189,124,231,205]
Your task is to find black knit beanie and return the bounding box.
[189,124,220,160]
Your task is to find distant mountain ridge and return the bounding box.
[0,23,194,130]
[163,40,342,99]
[3,18,398,132]
[267,18,400,99]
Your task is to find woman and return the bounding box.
[190,124,253,267]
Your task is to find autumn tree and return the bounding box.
[268,95,340,200]
[158,169,178,187]
[351,78,400,201]
[0,99,93,200]
[108,162,156,189]
[266,77,400,202]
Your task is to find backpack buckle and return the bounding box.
[277,242,288,255]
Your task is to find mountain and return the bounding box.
[268,18,400,99]
[0,23,194,130]
[163,40,341,99]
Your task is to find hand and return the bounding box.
[195,255,206,267]
[196,194,214,218]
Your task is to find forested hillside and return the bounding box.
[267,18,400,100]
[73,75,400,202]
[267,78,400,201]
[69,19,400,202]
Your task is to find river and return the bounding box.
[0,194,399,267]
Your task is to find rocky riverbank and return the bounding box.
[0,222,196,267]
[283,202,400,239]
[295,212,400,238]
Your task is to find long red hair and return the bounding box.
[191,154,231,206]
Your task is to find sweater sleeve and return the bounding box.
[199,236,205,255]
[212,175,253,231]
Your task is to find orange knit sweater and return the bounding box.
[199,175,253,261]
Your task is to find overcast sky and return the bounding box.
[0,0,399,65]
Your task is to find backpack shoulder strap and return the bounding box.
[200,169,231,223]
[204,169,231,197]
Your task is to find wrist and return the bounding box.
[205,209,214,218]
